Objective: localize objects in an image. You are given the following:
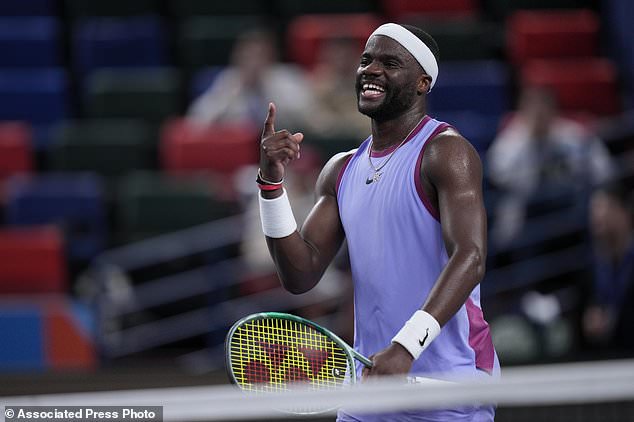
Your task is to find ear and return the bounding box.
[417,75,432,95]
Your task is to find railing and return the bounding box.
[91,214,343,370]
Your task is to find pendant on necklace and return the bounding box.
[365,171,382,185]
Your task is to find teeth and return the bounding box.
[363,83,385,92]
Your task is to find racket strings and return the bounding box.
[229,317,350,393]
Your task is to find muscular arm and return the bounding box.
[259,101,351,294]
[264,153,350,294]
[420,130,487,325]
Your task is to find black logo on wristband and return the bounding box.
[418,328,430,347]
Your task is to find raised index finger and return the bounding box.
[262,102,276,137]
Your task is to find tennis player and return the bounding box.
[257,23,499,421]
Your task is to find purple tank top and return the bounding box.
[336,116,496,382]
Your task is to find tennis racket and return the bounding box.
[225,312,371,402]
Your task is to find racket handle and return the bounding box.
[356,353,373,368]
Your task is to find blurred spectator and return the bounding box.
[486,87,614,246]
[187,29,313,132]
[305,37,369,139]
[583,181,634,352]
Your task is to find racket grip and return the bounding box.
[357,353,373,368]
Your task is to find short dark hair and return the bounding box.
[400,24,440,63]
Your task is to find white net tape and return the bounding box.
[2,359,634,421]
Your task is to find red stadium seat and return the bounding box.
[0,226,67,294]
[382,0,477,20]
[522,59,621,117]
[507,10,599,66]
[0,122,33,181]
[286,14,381,70]
[160,118,258,174]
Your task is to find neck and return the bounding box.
[370,106,427,151]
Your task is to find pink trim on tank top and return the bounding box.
[413,123,450,221]
[336,154,355,194]
[465,298,495,374]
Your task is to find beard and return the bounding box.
[356,78,419,122]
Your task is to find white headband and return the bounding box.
[368,23,439,91]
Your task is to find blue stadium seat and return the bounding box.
[0,307,44,371]
[428,61,510,118]
[0,17,60,67]
[64,0,160,19]
[0,0,56,16]
[0,68,69,150]
[189,66,223,101]
[73,16,168,84]
[606,0,634,108]
[5,173,107,261]
[432,111,501,154]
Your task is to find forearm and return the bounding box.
[423,246,486,325]
[265,234,328,294]
[390,246,485,361]
[259,186,344,295]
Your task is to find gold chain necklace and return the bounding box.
[366,116,425,184]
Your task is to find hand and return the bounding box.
[260,102,304,183]
[362,343,414,380]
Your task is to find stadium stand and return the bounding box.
[116,172,238,242]
[0,68,68,149]
[84,67,182,123]
[402,17,503,61]
[522,58,621,116]
[286,13,380,69]
[0,122,33,186]
[167,0,270,18]
[0,226,66,294]
[507,10,600,66]
[188,66,223,101]
[0,0,56,16]
[381,0,478,20]
[275,0,374,16]
[62,0,160,19]
[177,16,265,70]
[48,119,155,180]
[160,118,259,177]
[0,17,60,68]
[72,16,168,84]
[428,60,510,118]
[5,174,107,260]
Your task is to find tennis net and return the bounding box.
[2,359,634,421]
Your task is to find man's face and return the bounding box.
[356,36,426,121]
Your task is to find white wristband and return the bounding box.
[258,189,297,238]
[391,310,441,360]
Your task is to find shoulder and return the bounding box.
[423,127,483,183]
[316,149,358,196]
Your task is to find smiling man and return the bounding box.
[256,23,499,421]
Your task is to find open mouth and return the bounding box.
[361,82,386,100]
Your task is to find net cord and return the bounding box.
[2,359,634,421]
